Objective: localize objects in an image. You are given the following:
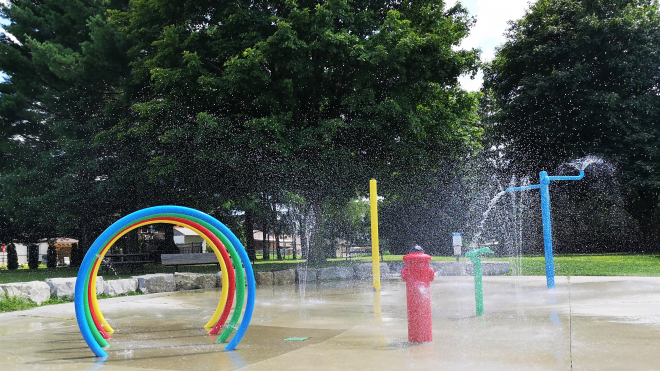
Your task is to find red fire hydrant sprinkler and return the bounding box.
[401,245,435,343]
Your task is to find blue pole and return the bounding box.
[539,171,555,289]
[505,170,583,290]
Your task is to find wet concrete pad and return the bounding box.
[1,277,660,370]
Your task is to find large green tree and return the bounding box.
[484,0,660,248]
[0,0,133,245]
[1,0,482,260]
[107,0,482,261]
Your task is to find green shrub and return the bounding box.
[6,243,18,270]
[28,244,39,269]
[47,242,57,269]
[0,293,38,312]
[70,243,83,267]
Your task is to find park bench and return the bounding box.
[160,253,219,272]
[101,253,153,274]
[341,246,385,261]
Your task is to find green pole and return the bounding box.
[474,257,484,316]
[465,247,494,317]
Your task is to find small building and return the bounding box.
[174,226,206,253]
[253,231,301,258]
[54,238,78,265]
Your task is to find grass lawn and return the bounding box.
[1,254,658,313]
[505,254,660,277]
[0,293,74,312]
[1,254,659,286]
[363,254,660,277]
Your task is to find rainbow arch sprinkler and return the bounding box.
[73,205,256,357]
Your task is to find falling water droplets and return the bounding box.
[469,190,507,249]
[566,155,604,171]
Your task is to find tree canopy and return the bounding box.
[105,0,481,201]
[0,0,482,260]
[484,0,660,247]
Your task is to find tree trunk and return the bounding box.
[245,209,257,262]
[126,229,139,254]
[627,189,660,252]
[292,223,297,260]
[262,229,270,260]
[162,224,180,254]
[79,223,92,258]
[276,233,282,260]
[307,203,326,264]
[307,232,326,263]
[300,213,308,260]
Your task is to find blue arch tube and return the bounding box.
[85,213,244,338]
[74,206,256,357]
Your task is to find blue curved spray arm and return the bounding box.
[505,184,540,193]
[505,171,584,193]
[502,170,584,289]
[548,171,585,182]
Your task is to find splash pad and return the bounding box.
[73,205,256,357]
[2,277,660,370]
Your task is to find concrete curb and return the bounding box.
[0,261,510,303]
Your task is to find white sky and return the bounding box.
[450,0,536,91]
[0,0,15,46]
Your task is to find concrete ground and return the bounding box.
[0,276,659,371]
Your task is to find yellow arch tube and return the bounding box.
[167,221,230,331]
[90,220,229,334]
[89,219,230,334]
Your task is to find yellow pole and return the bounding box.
[370,179,381,291]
